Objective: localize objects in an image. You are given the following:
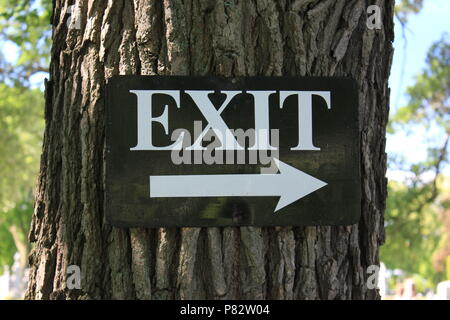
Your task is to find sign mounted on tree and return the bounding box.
[105,76,360,227]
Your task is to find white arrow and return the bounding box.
[150,159,327,212]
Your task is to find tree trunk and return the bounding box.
[26,0,393,300]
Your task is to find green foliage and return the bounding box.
[0,220,16,273]
[382,181,444,287]
[446,255,450,280]
[0,198,33,274]
[383,34,450,288]
[0,0,50,272]
[391,34,449,132]
[0,84,44,272]
[0,0,52,85]
[0,84,44,211]
[395,0,424,24]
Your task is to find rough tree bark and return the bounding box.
[26,0,393,300]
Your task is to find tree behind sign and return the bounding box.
[26,0,393,300]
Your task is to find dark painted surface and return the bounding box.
[105,76,360,227]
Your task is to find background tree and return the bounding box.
[0,0,51,85]
[382,34,449,288]
[24,0,394,300]
[0,0,48,277]
[0,86,43,271]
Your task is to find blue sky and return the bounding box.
[387,0,450,181]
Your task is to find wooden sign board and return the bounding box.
[105,76,360,227]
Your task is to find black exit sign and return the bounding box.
[105,76,360,227]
